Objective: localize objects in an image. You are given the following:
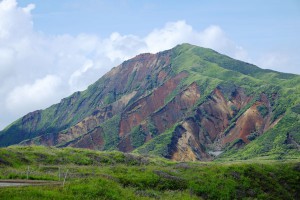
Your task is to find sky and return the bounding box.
[0,0,300,130]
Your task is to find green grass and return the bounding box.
[134,125,177,157]
[101,114,121,150]
[0,146,299,199]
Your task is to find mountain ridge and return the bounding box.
[1,43,299,161]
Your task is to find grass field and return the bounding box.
[0,146,299,199]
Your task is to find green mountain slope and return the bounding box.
[0,43,299,161]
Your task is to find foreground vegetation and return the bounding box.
[0,146,299,199]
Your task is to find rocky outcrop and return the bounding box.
[119,72,188,137]
[165,88,279,160]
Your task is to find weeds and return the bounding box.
[0,146,299,199]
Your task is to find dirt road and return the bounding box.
[0,180,61,187]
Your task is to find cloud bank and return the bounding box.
[0,0,292,129]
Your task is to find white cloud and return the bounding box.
[1,0,294,130]
[102,32,146,62]
[145,20,194,53]
[198,25,248,60]
[0,48,14,77]
[6,75,62,115]
[144,21,248,61]
[256,52,299,74]
[0,0,33,40]
[68,59,94,91]
[258,53,286,69]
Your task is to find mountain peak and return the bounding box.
[1,44,299,161]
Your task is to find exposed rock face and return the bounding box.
[1,43,299,161]
[119,72,188,138]
[166,88,276,160]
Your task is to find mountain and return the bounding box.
[1,43,299,161]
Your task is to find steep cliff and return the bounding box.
[1,43,299,161]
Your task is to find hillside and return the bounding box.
[0,43,299,161]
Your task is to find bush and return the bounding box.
[291,104,300,114]
[230,105,238,115]
[247,132,259,141]
[257,105,268,118]
[130,125,147,148]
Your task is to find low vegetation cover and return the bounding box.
[0,146,299,199]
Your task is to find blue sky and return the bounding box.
[18,0,299,57]
[0,0,299,129]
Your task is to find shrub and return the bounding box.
[130,125,147,148]
[291,104,300,114]
[257,105,268,118]
[247,132,259,141]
